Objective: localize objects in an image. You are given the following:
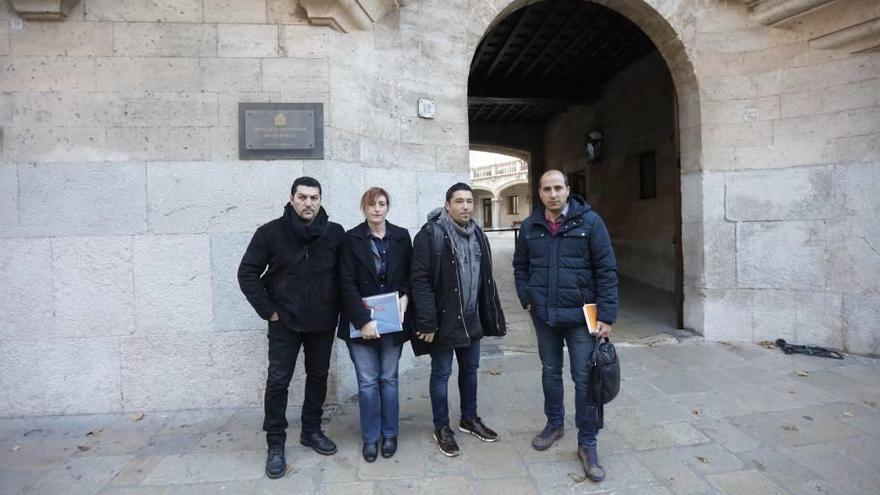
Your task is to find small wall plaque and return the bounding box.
[239,103,324,160]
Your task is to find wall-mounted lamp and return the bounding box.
[585,130,602,163]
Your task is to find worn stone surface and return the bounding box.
[737,221,827,290]
[0,237,53,339]
[97,58,202,92]
[52,236,136,338]
[725,166,833,221]
[211,232,265,332]
[0,163,17,235]
[113,23,218,57]
[132,234,213,334]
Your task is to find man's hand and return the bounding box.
[269,312,280,322]
[398,294,409,323]
[416,331,435,343]
[524,303,531,311]
[596,321,612,338]
[361,321,380,340]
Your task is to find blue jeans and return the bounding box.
[533,317,599,447]
[347,337,403,443]
[429,340,481,429]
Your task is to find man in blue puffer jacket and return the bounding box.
[512,169,618,482]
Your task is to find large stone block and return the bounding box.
[0,91,12,125]
[680,171,701,224]
[702,289,753,342]
[211,233,265,332]
[122,93,218,128]
[795,290,844,350]
[200,58,262,92]
[133,234,213,334]
[703,121,773,148]
[0,337,122,416]
[280,24,343,58]
[52,236,135,338]
[737,221,827,289]
[842,293,880,355]
[218,24,279,58]
[0,56,96,92]
[359,137,435,171]
[0,238,53,339]
[13,92,122,128]
[702,141,835,171]
[775,107,880,144]
[114,23,217,57]
[416,171,466,227]
[778,55,880,95]
[267,0,310,24]
[106,127,211,161]
[146,161,303,234]
[117,0,202,22]
[0,164,17,235]
[120,332,266,411]
[702,171,726,223]
[262,58,329,93]
[83,0,124,20]
[18,161,147,237]
[702,96,780,125]
[752,289,797,343]
[5,127,107,163]
[703,221,736,289]
[829,162,880,294]
[726,166,833,221]
[97,58,201,92]
[204,0,268,23]
[681,221,703,288]
[780,79,880,119]
[10,21,113,57]
[0,18,8,56]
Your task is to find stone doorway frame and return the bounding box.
[466,0,704,334]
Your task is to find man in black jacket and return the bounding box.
[238,176,345,479]
[512,170,618,482]
[410,182,507,457]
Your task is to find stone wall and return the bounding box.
[0,0,471,416]
[1,0,879,416]
[543,51,678,292]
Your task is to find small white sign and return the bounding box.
[743,107,758,122]
[418,98,435,119]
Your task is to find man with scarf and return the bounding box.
[410,182,507,457]
[238,176,345,479]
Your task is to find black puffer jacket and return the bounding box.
[238,203,345,332]
[513,195,618,326]
[337,221,413,346]
[410,212,506,356]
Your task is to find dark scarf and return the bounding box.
[284,203,329,245]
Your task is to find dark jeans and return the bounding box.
[347,337,403,443]
[532,316,599,447]
[263,321,334,448]
[429,339,480,429]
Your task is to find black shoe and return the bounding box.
[300,431,337,455]
[578,444,606,482]
[433,426,460,457]
[265,446,286,479]
[362,442,378,462]
[459,417,498,442]
[381,436,397,458]
[531,424,564,451]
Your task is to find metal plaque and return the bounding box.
[239,103,324,160]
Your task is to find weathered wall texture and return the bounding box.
[544,52,678,292]
[1,0,879,415]
[0,0,470,416]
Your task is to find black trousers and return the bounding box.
[263,321,334,448]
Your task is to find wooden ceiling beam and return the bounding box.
[502,0,568,78]
[521,4,585,77]
[485,9,533,78]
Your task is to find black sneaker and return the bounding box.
[459,417,498,442]
[433,426,460,457]
[265,446,286,479]
[300,431,337,455]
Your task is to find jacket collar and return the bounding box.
[350,221,407,280]
[528,195,591,234]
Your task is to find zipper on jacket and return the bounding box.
[447,233,470,343]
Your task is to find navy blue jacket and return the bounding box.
[512,195,619,326]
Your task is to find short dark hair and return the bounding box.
[291,176,322,196]
[445,182,473,202]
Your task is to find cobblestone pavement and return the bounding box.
[3,234,879,494]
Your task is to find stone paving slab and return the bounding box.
[2,340,878,495]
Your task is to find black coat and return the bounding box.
[337,221,413,346]
[410,216,506,356]
[238,204,345,332]
[512,195,619,326]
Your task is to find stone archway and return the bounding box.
[466,0,705,334]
